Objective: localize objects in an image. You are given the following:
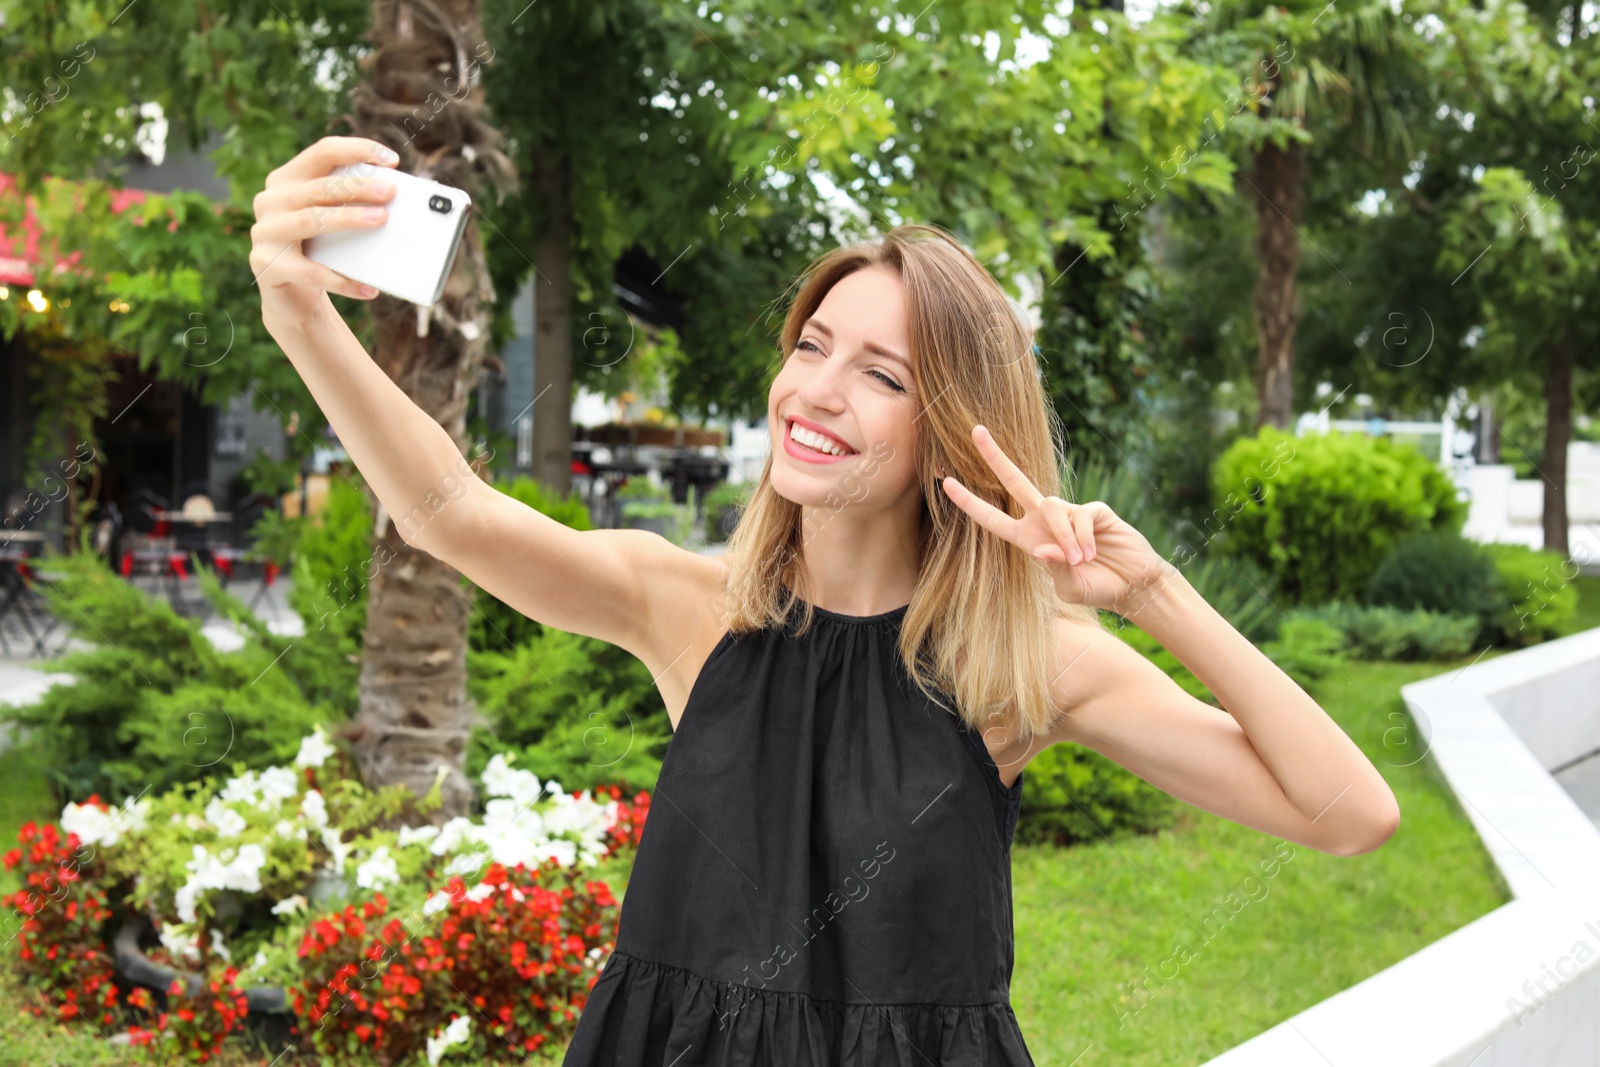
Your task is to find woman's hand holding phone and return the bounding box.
[249,136,401,330]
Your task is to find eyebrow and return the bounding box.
[803,317,912,374]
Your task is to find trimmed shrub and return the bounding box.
[1209,427,1465,605]
[1366,528,1503,632]
[1480,541,1579,646]
[1018,742,1179,847]
[1287,601,1480,661]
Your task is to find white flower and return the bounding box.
[425,1014,473,1065]
[423,889,454,916]
[204,798,248,838]
[319,826,349,872]
[60,801,114,849]
[250,948,268,975]
[158,922,201,964]
[396,824,440,848]
[271,894,308,916]
[209,927,231,963]
[272,819,307,840]
[463,881,496,903]
[481,753,544,806]
[255,766,300,810]
[294,725,336,768]
[176,843,268,923]
[300,789,328,830]
[355,845,400,891]
[218,770,260,807]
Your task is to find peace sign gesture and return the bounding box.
[939,425,1168,615]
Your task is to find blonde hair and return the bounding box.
[721,223,1106,743]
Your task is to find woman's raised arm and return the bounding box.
[250,135,701,658]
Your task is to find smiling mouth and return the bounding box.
[786,418,858,457]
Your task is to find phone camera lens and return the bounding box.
[429,195,452,214]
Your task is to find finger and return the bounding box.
[972,425,1045,514]
[252,203,389,246]
[273,172,399,213]
[1038,497,1082,563]
[1072,502,1098,562]
[251,246,378,300]
[270,136,399,187]
[941,475,1024,544]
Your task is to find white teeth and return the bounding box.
[789,421,852,456]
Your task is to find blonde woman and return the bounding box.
[252,137,1400,1065]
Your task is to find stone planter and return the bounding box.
[113,913,296,1049]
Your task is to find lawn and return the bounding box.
[1008,654,1511,1065]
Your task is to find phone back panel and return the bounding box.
[304,163,472,307]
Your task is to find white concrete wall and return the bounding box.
[1201,628,1600,1067]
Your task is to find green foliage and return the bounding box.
[12,553,338,805]
[467,628,669,799]
[1479,541,1580,647]
[1209,427,1465,605]
[1366,528,1504,629]
[1278,601,1479,661]
[1018,742,1180,848]
[1258,614,1351,687]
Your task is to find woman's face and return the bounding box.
[766,265,922,514]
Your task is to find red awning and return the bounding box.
[0,172,153,287]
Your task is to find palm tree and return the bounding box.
[342,0,515,818]
[1194,0,1418,429]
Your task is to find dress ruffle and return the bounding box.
[564,949,1037,1066]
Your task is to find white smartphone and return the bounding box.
[304,162,473,307]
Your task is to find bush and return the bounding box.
[468,627,670,798]
[1018,743,1179,847]
[1209,427,1465,605]
[20,552,339,804]
[1480,541,1579,647]
[1366,528,1503,630]
[1280,601,1480,661]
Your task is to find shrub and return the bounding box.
[1366,528,1503,631]
[1018,743,1179,847]
[467,627,670,798]
[1258,615,1350,686]
[1281,601,1480,661]
[1209,427,1465,605]
[1480,541,1579,646]
[21,552,339,803]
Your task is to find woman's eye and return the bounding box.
[869,369,906,392]
[795,339,822,354]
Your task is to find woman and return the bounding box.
[251,136,1400,1065]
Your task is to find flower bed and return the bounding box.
[1,726,650,1064]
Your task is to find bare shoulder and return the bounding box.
[621,535,731,730]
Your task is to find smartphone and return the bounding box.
[304,162,472,307]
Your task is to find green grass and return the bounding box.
[1008,656,1510,1065]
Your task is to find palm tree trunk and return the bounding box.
[1542,339,1572,556]
[531,137,574,496]
[1248,139,1305,430]
[341,0,514,819]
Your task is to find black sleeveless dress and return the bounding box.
[561,592,1034,1065]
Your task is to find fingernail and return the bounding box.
[365,206,385,220]
[1068,547,1082,564]
[377,146,399,164]
[358,285,379,298]
[371,180,394,195]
